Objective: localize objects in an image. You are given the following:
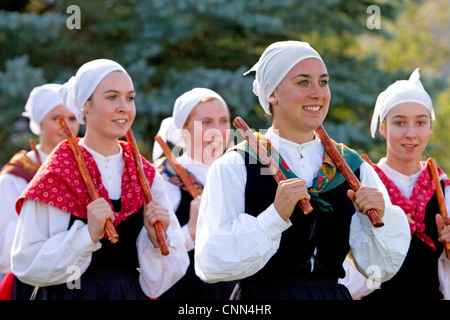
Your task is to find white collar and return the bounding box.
[79,139,123,166]
[265,127,322,152]
[377,158,421,187]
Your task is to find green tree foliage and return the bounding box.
[0,0,448,165]
[359,0,450,170]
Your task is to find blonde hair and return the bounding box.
[183,97,227,128]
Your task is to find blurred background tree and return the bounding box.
[0,0,448,170]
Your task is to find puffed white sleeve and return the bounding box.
[194,151,291,283]
[11,199,101,287]
[349,162,410,282]
[137,172,189,298]
[0,173,28,274]
[438,184,450,300]
[162,178,195,251]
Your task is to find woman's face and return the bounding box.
[39,104,79,154]
[380,102,433,166]
[183,98,230,164]
[83,71,136,143]
[270,58,330,142]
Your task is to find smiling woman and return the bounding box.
[82,71,137,156]
[0,83,79,300]
[270,59,330,144]
[11,59,189,300]
[342,68,450,300]
[194,40,411,300]
[152,87,235,300]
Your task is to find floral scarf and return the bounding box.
[0,150,39,182]
[233,132,363,212]
[16,139,155,227]
[153,157,203,195]
[372,161,450,251]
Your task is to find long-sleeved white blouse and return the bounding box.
[0,149,46,276]
[162,153,209,252]
[11,141,189,298]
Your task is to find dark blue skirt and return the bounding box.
[230,276,352,300]
[34,267,148,300]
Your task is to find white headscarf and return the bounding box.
[22,84,63,135]
[59,59,127,124]
[370,68,434,138]
[244,40,324,114]
[152,88,228,161]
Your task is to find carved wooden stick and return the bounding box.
[126,129,169,256]
[314,125,384,228]
[427,158,450,251]
[154,136,200,199]
[28,138,42,167]
[233,116,313,215]
[57,117,119,243]
[360,154,373,166]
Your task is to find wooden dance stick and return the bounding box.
[126,129,169,256]
[28,138,42,167]
[314,125,384,228]
[57,117,119,243]
[427,158,450,251]
[360,154,373,166]
[154,136,200,199]
[233,116,313,215]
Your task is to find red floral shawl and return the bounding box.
[373,161,450,251]
[16,139,155,226]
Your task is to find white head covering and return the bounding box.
[152,87,228,161]
[22,84,63,135]
[243,40,324,114]
[59,59,127,124]
[370,68,434,138]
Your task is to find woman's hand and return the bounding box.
[143,200,170,248]
[273,178,310,221]
[436,214,450,259]
[87,198,115,243]
[347,186,385,219]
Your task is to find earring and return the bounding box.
[269,97,275,103]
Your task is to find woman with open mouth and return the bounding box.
[342,68,450,300]
[11,59,189,300]
[0,83,79,300]
[194,40,410,300]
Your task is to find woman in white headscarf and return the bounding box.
[11,59,189,300]
[342,68,450,300]
[0,84,79,299]
[152,87,234,300]
[194,41,410,300]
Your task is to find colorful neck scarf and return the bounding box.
[154,157,203,195]
[372,161,449,251]
[16,139,155,226]
[1,150,39,182]
[233,132,363,211]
